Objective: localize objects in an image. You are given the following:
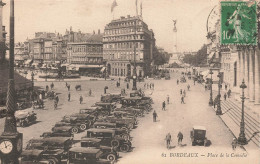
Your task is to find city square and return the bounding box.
[0,0,259,164]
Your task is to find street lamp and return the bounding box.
[216,72,222,115]
[0,0,23,163]
[208,69,213,106]
[132,17,137,91]
[237,79,248,145]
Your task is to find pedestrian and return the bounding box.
[181,95,185,104]
[54,99,58,110]
[224,93,227,101]
[68,92,71,101]
[127,83,129,89]
[152,83,154,90]
[67,84,70,91]
[162,101,166,110]
[227,89,231,98]
[177,131,183,145]
[79,96,83,104]
[165,133,172,149]
[204,85,207,91]
[180,89,182,95]
[177,79,179,85]
[153,110,158,122]
[213,96,218,108]
[55,95,59,104]
[144,83,146,89]
[65,82,68,88]
[150,83,152,89]
[147,83,149,89]
[46,85,49,92]
[225,84,228,90]
[183,90,186,97]
[231,138,237,150]
[50,82,54,90]
[89,89,92,96]
[167,95,170,104]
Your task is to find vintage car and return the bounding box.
[53,121,83,134]
[92,122,130,141]
[67,147,112,164]
[83,128,132,152]
[61,113,96,131]
[93,102,117,116]
[190,126,207,146]
[100,115,137,130]
[21,149,50,164]
[80,138,119,162]
[112,111,137,119]
[25,137,73,163]
[41,126,75,137]
[80,106,99,115]
[15,111,37,127]
[101,93,122,103]
[114,107,144,117]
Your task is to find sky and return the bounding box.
[2,0,219,53]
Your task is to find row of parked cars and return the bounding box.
[20,90,153,164]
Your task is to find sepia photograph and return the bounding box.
[0,0,259,163]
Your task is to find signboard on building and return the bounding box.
[221,1,257,45]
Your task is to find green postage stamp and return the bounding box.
[221,1,257,45]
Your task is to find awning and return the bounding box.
[100,67,106,73]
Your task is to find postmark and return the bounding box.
[221,1,257,45]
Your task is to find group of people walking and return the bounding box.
[144,83,154,90]
[165,132,184,149]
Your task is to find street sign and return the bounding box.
[220,1,257,45]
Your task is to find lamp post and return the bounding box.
[216,72,222,115]
[208,69,213,106]
[132,17,137,91]
[237,79,248,145]
[0,0,23,163]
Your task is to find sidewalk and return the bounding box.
[209,83,260,150]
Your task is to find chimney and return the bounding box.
[98,29,100,34]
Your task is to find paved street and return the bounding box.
[0,70,259,164]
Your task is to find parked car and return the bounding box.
[41,126,75,138]
[83,128,132,152]
[101,93,122,103]
[15,111,37,127]
[80,138,119,162]
[21,149,50,164]
[190,126,207,146]
[114,107,144,117]
[25,137,73,164]
[93,102,117,116]
[67,147,112,164]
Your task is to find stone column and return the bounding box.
[248,48,255,101]
[244,48,249,98]
[255,48,260,104]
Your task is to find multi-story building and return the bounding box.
[67,32,103,73]
[103,15,155,77]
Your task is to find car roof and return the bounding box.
[21,149,44,156]
[122,97,142,100]
[53,126,72,130]
[87,128,115,133]
[81,137,101,142]
[69,147,100,154]
[93,122,116,126]
[95,102,116,105]
[80,107,98,110]
[193,126,206,130]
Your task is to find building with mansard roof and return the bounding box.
[103,15,155,77]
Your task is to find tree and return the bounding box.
[183,44,207,66]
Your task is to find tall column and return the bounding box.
[237,49,241,87]
[255,48,260,104]
[248,47,255,101]
[244,48,249,98]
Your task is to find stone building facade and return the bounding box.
[103,15,155,77]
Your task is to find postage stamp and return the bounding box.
[221,1,257,45]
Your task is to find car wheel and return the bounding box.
[107,153,116,162]
[48,158,58,164]
[71,127,79,134]
[128,123,134,129]
[122,134,130,141]
[111,139,120,148]
[80,124,87,131]
[120,144,130,152]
